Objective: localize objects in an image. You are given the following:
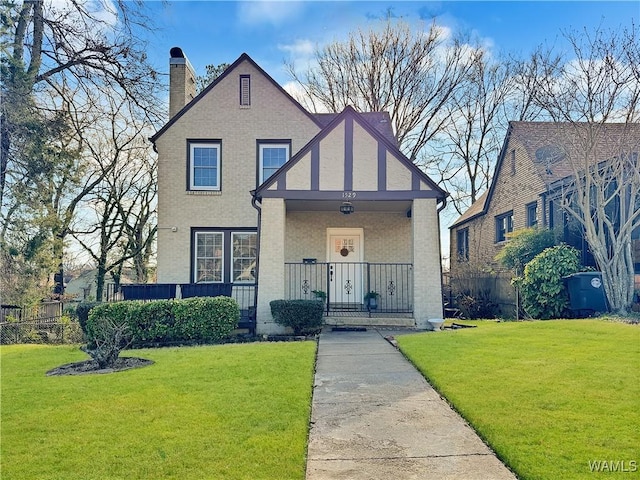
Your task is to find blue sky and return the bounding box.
[144,1,639,85]
[140,1,637,259]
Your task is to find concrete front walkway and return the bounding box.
[306,328,516,480]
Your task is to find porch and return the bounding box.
[285,262,413,317]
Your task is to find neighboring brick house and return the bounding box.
[449,122,640,283]
[150,49,447,334]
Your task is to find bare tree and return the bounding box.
[530,24,640,313]
[70,97,157,301]
[286,18,475,162]
[1,0,163,303]
[423,51,516,215]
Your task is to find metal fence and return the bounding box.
[285,262,413,315]
[0,302,83,344]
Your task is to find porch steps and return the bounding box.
[324,316,416,328]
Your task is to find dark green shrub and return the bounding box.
[171,297,240,342]
[75,301,101,334]
[84,297,240,348]
[270,300,324,335]
[514,244,581,319]
[128,300,176,345]
[496,227,557,273]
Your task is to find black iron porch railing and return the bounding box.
[285,262,413,316]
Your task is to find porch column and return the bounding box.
[256,197,287,335]
[412,198,444,326]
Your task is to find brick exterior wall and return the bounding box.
[285,211,412,263]
[412,198,444,324]
[255,198,287,334]
[156,59,320,284]
[450,128,547,275]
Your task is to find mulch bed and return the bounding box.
[46,357,154,376]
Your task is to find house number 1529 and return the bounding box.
[342,192,357,199]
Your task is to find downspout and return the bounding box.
[250,190,262,334]
[437,196,448,318]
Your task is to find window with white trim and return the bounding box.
[189,142,220,190]
[192,229,257,283]
[194,232,224,282]
[232,232,257,282]
[259,142,289,184]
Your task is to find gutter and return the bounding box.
[250,190,262,328]
[436,196,447,318]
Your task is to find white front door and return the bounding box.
[327,228,364,305]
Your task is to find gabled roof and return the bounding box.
[150,52,323,143]
[449,190,489,229]
[449,122,515,229]
[254,105,447,201]
[450,121,640,229]
[314,112,397,146]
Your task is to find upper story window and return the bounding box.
[189,141,220,191]
[240,75,250,107]
[456,228,469,261]
[526,202,538,228]
[510,149,516,176]
[495,211,513,243]
[258,141,290,184]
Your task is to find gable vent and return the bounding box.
[240,75,251,107]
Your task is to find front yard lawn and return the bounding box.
[1,341,317,480]
[397,319,640,480]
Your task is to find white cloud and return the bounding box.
[237,1,305,27]
[278,39,315,58]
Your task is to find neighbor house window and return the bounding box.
[240,75,250,107]
[510,149,516,176]
[456,228,469,261]
[526,202,538,227]
[192,229,257,283]
[232,232,257,282]
[194,232,224,282]
[189,141,220,190]
[495,211,513,243]
[258,141,290,184]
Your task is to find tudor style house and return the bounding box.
[449,121,640,285]
[150,49,447,334]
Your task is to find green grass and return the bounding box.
[397,319,640,480]
[1,341,317,480]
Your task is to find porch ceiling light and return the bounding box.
[339,201,354,215]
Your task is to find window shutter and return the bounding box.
[240,75,250,106]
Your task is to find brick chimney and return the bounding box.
[169,47,196,118]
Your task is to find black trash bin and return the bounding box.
[563,272,609,316]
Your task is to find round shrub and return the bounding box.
[270,300,324,335]
[172,296,240,342]
[516,244,581,319]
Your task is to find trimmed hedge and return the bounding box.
[270,299,324,335]
[75,301,102,334]
[86,297,240,347]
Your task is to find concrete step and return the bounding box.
[324,316,416,328]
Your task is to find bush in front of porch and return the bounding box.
[270,300,324,335]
